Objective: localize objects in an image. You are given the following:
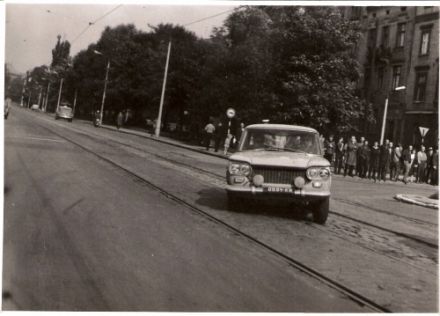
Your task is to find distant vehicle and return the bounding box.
[4,98,10,119]
[55,104,73,122]
[31,104,40,111]
[225,124,331,224]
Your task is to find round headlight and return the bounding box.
[240,164,251,176]
[306,168,319,180]
[228,162,240,175]
[319,168,330,179]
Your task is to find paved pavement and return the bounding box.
[3,105,438,312]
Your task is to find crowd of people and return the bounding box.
[322,135,438,185]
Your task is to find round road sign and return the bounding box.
[226,108,235,119]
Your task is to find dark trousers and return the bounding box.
[344,165,355,177]
[204,132,213,150]
[417,162,426,183]
[379,163,389,181]
[368,165,379,181]
[214,136,223,152]
[358,157,369,178]
[335,153,344,174]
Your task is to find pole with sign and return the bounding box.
[419,126,429,144]
[224,108,236,155]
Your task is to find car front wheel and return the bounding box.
[311,197,329,225]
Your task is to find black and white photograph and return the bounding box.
[2,1,439,312]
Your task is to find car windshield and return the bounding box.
[240,129,321,155]
[60,107,72,112]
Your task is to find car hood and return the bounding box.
[230,150,330,169]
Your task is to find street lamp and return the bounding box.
[94,50,110,124]
[380,85,406,145]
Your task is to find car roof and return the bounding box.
[245,124,318,133]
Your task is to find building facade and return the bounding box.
[345,6,438,147]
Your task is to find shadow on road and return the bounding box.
[195,188,311,222]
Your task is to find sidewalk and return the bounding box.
[98,123,230,160]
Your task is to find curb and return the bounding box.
[394,194,439,210]
[99,124,230,160]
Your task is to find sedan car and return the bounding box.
[225,124,331,224]
[55,105,73,122]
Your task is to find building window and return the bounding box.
[400,7,407,11]
[377,67,384,89]
[420,29,431,55]
[381,26,389,48]
[414,71,428,102]
[392,66,402,89]
[396,23,406,47]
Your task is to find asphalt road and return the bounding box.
[3,106,438,311]
[3,107,372,311]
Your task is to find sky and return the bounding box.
[5,2,238,74]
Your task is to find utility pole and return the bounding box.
[155,40,172,137]
[20,75,27,107]
[380,86,406,145]
[27,90,32,108]
[73,89,78,116]
[56,78,64,112]
[37,86,42,108]
[99,60,110,123]
[44,81,51,112]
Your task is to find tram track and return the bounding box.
[79,125,438,249]
[32,110,437,250]
[36,119,391,313]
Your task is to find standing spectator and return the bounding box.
[409,147,418,183]
[416,145,427,183]
[390,143,402,181]
[379,140,392,182]
[214,122,224,152]
[359,140,371,178]
[425,147,434,183]
[319,134,325,153]
[234,122,245,150]
[324,135,335,166]
[369,141,381,182]
[344,136,357,177]
[356,136,365,176]
[335,137,345,175]
[116,111,124,130]
[431,148,438,185]
[204,120,215,150]
[402,145,413,184]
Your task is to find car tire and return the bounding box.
[311,197,329,225]
[227,192,242,211]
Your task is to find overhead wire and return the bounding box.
[71,4,123,45]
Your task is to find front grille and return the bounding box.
[252,166,307,184]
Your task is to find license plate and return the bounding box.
[265,186,293,193]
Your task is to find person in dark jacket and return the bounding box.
[390,143,403,181]
[214,122,224,152]
[355,136,365,176]
[425,147,434,183]
[379,140,392,182]
[402,145,413,184]
[431,148,438,185]
[324,135,335,166]
[344,136,358,177]
[359,140,371,178]
[369,141,381,182]
[335,137,345,175]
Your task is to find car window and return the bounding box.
[241,129,321,155]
